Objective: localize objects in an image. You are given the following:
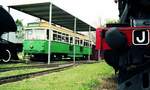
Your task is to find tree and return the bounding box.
[105,18,119,24]
[16,19,23,26]
[15,19,23,31]
[15,19,24,39]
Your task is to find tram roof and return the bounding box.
[8,1,95,31]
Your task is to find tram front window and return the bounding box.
[25,29,47,40]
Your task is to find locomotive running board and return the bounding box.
[118,67,150,90]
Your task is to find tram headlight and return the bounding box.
[30,45,33,49]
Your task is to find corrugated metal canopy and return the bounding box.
[9,2,95,31]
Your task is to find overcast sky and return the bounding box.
[0,0,119,28]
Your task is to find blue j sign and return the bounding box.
[132,30,149,45]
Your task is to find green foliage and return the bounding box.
[15,19,23,27]
[106,18,119,24]
[15,19,25,39]
[0,62,114,90]
[15,31,25,39]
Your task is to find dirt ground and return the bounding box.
[95,75,117,90]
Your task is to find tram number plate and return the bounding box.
[132,30,149,45]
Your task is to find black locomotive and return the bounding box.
[96,0,150,90]
[0,6,18,62]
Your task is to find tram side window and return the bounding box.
[84,41,86,46]
[70,37,73,44]
[56,32,61,41]
[80,40,83,46]
[62,36,65,42]
[78,39,80,45]
[53,31,57,40]
[47,30,49,40]
[66,34,69,42]
[89,41,91,47]
[58,34,61,41]
[75,37,79,45]
[84,40,89,46]
[77,39,80,45]
[75,37,78,45]
[87,41,89,46]
[62,33,66,42]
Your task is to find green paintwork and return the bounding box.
[23,40,92,57]
[23,40,47,54]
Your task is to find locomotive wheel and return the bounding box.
[2,49,11,62]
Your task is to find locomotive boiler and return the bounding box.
[96,0,150,90]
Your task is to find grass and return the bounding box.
[0,68,49,78]
[0,61,114,90]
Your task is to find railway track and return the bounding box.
[0,60,98,73]
[0,63,74,85]
[0,60,99,85]
[0,63,67,73]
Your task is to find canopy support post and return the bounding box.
[48,3,52,64]
[73,18,77,64]
[8,7,10,13]
[88,26,91,61]
[7,7,10,41]
[98,50,101,61]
